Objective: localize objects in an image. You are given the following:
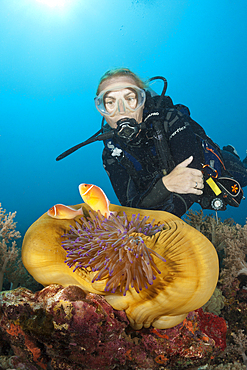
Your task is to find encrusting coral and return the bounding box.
[22,203,219,330]
[0,284,228,370]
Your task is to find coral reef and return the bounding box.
[206,362,247,369]
[0,203,21,291]
[0,284,227,370]
[231,330,247,366]
[185,210,247,368]
[219,226,247,288]
[0,203,39,292]
[219,279,247,367]
[185,210,247,287]
[202,287,225,316]
[0,209,245,368]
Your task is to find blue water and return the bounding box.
[1,0,247,237]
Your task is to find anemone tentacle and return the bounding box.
[62,211,165,296]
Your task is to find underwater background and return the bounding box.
[1,0,247,237]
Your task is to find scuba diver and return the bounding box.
[57,68,247,218]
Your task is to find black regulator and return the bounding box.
[115,118,143,143]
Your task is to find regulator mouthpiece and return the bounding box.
[115,118,141,143]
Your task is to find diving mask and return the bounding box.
[95,85,146,117]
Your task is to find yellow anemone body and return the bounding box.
[22,204,219,330]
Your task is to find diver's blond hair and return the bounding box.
[96,68,147,95]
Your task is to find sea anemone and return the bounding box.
[62,211,165,296]
[22,202,219,329]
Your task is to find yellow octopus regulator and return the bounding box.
[22,204,219,330]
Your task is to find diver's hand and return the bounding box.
[162,156,204,195]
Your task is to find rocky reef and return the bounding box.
[0,209,246,369]
[0,284,228,370]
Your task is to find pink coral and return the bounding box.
[0,285,228,370]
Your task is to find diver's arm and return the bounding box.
[102,150,172,209]
[137,178,171,209]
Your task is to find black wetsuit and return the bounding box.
[102,98,247,217]
[102,104,204,217]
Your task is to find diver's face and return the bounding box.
[97,76,145,128]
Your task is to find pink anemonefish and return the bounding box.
[47,204,83,219]
[79,183,111,218]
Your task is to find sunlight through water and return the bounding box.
[36,0,66,7]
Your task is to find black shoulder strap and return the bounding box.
[151,118,175,174]
[143,92,174,118]
[143,93,176,174]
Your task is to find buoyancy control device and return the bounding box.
[56,76,244,211]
